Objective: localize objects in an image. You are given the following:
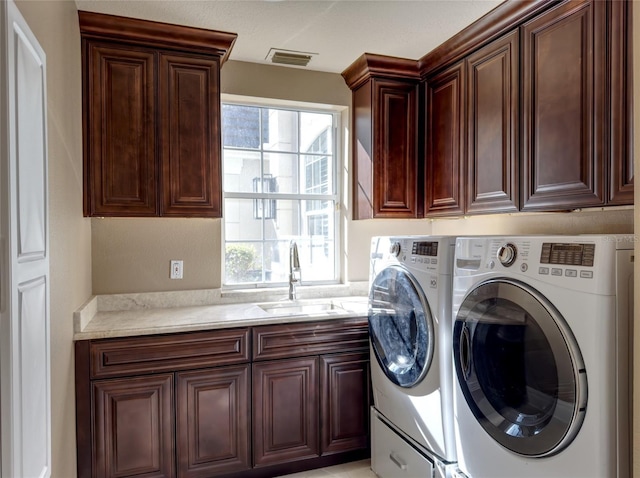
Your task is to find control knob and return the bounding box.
[497,243,517,267]
[389,242,401,257]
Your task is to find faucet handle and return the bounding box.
[290,241,300,271]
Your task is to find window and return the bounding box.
[222,102,339,287]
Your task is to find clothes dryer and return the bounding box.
[452,235,633,478]
[368,236,457,478]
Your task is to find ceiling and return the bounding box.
[74,0,504,74]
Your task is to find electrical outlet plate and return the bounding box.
[170,260,183,279]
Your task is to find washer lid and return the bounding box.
[453,278,587,457]
[369,265,434,388]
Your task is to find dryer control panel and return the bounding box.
[540,242,595,267]
[454,235,633,296]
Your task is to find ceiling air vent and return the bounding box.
[266,48,317,67]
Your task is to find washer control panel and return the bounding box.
[375,237,454,276]
[412,241,439,257]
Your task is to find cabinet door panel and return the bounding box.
[608,0,633,205]
[177,365,250,477]
[85,43,157,216]
[160,54,222,217]
[425,62,465,216]
[373,79,418,218]
[253,358,319,466]
[466,30,519,214]
[352,82,375,219]
[522,0,605,210]
[320,353,370,455]
[93,374,174,478]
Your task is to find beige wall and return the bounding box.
[13,1,91,477]
[92,218,221,293]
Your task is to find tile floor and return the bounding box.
[276,459,377,478]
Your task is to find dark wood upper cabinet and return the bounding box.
[425,61,466,217]
[521,0,606,211]
[335,0,632,220]
[85,43,157,216]
[342,54,420,219]
[466,30,519,214]
[159,54,222,216]
[608,0,633,205]
[79,11,236,217]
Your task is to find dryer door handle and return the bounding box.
[460,326,471,378]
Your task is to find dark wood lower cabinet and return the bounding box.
[253,358,320,467]
[76,319,370,478]
[320,353,370,455]
[176,366,250,477]
[93,374,175,478]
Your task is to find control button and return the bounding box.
[411,257,416,263]
[432,258,438,265]
[497,243,518,267]
[551,268,562,276]
[488,260,495,269]
[520,263,528,272]
[429,278,437,288]
[389,242,401,257]
[580,271,594,279]
[565,269,577,277]
[539,267,549,275]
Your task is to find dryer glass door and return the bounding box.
[368,265,434,388]
[453,278,587,457]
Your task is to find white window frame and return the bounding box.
[221,95,342,289]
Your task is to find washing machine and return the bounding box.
[368,236,458,478]
[452,235,633,478]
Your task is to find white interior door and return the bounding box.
[0,1,51,477]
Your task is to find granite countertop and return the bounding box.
[74,283,369,341]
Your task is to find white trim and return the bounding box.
[222,93,347,114]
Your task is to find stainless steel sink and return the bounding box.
[257,301,345,316]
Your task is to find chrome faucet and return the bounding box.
[289,241,301,301]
